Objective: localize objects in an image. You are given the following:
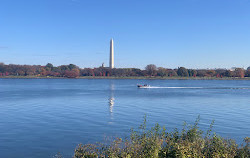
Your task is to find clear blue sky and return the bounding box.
[0,0,249,69]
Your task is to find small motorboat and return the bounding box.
[137,84,150,88]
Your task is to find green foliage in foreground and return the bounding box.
[74,117,249,158]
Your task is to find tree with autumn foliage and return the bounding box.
[205,70,216,77]
[188,69,197,77]
[64,68,80,78]
[234,68,245,78]
[177,67,189,77]
[157,67,168,77]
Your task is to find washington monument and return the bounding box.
[110,38,114,69]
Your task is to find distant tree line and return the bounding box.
[0,63,249,78]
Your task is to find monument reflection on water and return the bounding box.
[109,82,115,114]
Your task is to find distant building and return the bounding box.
[230,67,237,71]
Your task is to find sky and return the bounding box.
[0,0,250,69]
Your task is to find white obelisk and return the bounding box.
[110,39,114,69]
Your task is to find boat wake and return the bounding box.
[144,86,203,89]
[141,86,250,89]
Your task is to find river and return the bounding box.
[0,79,249,158]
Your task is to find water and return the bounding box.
[0,79,249,158]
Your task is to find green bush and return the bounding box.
[74,116,249,158]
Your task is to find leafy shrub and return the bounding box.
[74,116,249,158]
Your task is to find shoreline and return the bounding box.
[0,76,250,80]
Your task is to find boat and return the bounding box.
[137,84,150,88]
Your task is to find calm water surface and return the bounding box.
[0,79,249,158]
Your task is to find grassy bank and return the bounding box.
[1,75,250,80]
[74,117,249,158]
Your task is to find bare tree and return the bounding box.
[145,64,157,76]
